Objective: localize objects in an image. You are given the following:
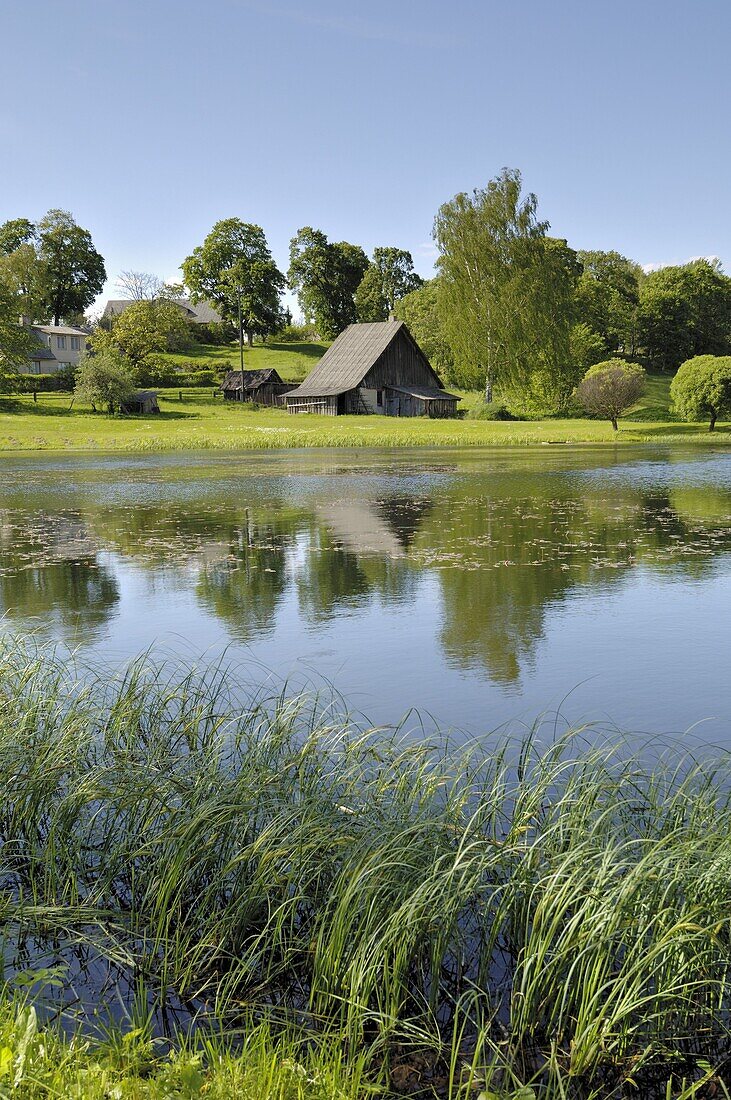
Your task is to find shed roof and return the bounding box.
[387,384,459,401]
[221,368,284,391]
[287,321,413,398]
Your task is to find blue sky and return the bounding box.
[2,0,729,313]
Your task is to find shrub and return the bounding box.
[575,358,646,430]
[74,349,135,414]
[670,354,731,431]
[192,320,237,345]
[467,401,518,421]
[274,322,318,342]
[13,368,76,394]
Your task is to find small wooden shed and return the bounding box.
[221,369,292,406]
[284,321,459,417]
[121,391,160,415]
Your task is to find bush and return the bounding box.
[670,354,731,431]
[467,401,518,421]
[274,322,318,342]
[13,368,76,394]
[181,369,216,387]
[192,320,237,345]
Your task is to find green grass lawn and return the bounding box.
[3,350,717,454]
[160,338,329,384]
[0,386,725,453]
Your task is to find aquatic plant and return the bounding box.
[0,639,730,1096]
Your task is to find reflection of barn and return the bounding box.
[316,495,433,558]
[121,391,160,414]
[221,369,292,406]
[285,321,459,417]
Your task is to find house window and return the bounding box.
[70,336,80,350]
[376,389,383,407]
[57,335,66,350]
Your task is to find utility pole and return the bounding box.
[237,285,245,402]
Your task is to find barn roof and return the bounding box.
[287,321,418,398]
[221,368,284,391]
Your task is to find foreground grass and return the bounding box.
[0,388,727,453]
[1,642,731,1097]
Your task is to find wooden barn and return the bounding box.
[221,368,291,406]
[284,321,459,417]
[120,391,160,415]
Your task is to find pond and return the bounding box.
[2,445,731,740]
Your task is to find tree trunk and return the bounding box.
[709,412,717,432]
[484,374,493,404]
[247,331,254,347]
[611,416,618,431]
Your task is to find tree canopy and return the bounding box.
[37,210,106,325]
[575,250,643,357]
[434,169,579,407]
[182,220,285,345]
[288,228,368,339]
[74,348,135,415]
[109,299,191,365]
[638,259,731,371]
[0,281,34,388]
[393,279,454,379]
[355,247,423,322]
[670,354,731,431]
[574,359,646,430]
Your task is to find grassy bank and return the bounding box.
[0,388,728,453]
[1,642,731,1097]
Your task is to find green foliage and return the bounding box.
[575,358,646,429]
[0,243,47,321]
[13,370,76,393]
[394,278,454,379]
[274,321,319,342]
[37,209,106,325]
[0,218,36,255]
[192,319,237,344]
[110,298,192,365]
[182,219,285,342]
[288,227,368,338]
[569,321,607,374]
[434,169,579,409]
[575,250,643,355]
[0,282,33,387]
[670,353,731,431]
[467,400,517,420]
[74,348,135,414]
[355,246,422,322]
[639,259,731,371]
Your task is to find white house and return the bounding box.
[21,321,90,375]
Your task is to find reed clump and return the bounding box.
[0,640,730,1098]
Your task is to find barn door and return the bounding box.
[386,393,400,416]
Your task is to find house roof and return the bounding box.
[221,368,284,391]
[102,298,222,324]
[32,324,88,337]
[287,321,412,398]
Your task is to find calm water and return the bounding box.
[2,445,731,739]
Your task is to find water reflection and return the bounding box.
[0,450,730,731]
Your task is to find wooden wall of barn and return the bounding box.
[361,329,442,391]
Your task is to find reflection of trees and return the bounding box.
[195,518,291,642]
[0,513,119,638]
[419,477,731,687]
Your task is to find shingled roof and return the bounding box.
[288,321,413,397]
[221,368,284,392]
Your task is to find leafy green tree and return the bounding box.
[434,169,578,407]
[394,278,454,378]
[569,322,607,374]
[0,243,47,321]
[670,354,731,431]
[638,259,731,371]
[0,281,37,390]
[288,227,368,338]
[38,210,106,325]
[0,219,36,256]
[574,359,646,430]
[74,348,135,414]
[110,299,191,365]
[575,250,643,355]
[355,247,422,322]
[182,219,285,345]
